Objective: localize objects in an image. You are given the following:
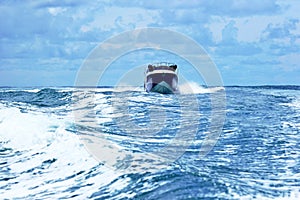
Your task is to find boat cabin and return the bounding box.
[146,62,177,73]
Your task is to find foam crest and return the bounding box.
[0,106,60,151]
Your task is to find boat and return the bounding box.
[144,62,179,94]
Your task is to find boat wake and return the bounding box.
[1,86,300,199]
[104,82,224,95]
[178,82,224,94]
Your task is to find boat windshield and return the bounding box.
[147,62,177,72]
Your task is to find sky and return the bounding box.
[0,0,300,86]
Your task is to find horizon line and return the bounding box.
[0,84,300,88]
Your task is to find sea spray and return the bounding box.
[179,82,224,94]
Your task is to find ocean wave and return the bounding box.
[1,86,300,199]
[0,88,71,108]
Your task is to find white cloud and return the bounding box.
[48,7,67,16]
[79,7,158,32]
[261,19,299,41]
[221,21,238,45]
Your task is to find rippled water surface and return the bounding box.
[0,86,300,199]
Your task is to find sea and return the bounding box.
[0,84,300,199]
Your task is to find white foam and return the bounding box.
[114,86,143,92]
[178,82,224,94]
[25,88,41,93]
[282,121,300,129]
[0,88,41,93]
[0,107,56,151]
[287,99,300,109]
[0,103,123,199]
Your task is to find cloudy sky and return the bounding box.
[0,0,299,86]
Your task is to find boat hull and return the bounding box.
[150,81,175,94]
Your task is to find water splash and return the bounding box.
[178,82,224,94]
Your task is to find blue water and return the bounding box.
[0,85,300,199]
